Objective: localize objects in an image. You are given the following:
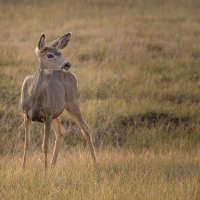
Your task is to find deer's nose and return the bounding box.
[63,62,71,68]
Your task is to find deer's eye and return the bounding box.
[47,54,54,58]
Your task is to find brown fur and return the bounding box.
[20,33,97,171]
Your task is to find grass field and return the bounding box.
[0,149,200,200]
[0,0,200,199]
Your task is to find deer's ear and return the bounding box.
[49,32,72,50]
[36,33,45,52]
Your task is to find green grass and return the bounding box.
[0,0,200,198]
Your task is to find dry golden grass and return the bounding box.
[0,0,200,199]
[0,149,200,200]
[0,0,199,151]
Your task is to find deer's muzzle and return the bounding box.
[62,62,71,71]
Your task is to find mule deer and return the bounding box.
[20,33,97,170]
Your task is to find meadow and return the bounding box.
[0,149,200,200]
[0,0,200,199]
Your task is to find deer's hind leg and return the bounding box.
[66,102,97,166]
[21,114,32,170]
[51,118,65,167]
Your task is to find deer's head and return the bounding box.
[35,33,72,72]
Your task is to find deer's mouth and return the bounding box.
[61,62,71,71]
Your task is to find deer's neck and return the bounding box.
[31,62,52,100]
[28,62,53,122]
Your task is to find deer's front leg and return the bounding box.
[51,118,65,167]
[21,114,32,170]
[43,117,52,171]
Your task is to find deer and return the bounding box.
[20,32,97,171]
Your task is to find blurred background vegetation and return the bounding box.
[0,0,199,154]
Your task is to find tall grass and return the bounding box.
[0,0,199,198]
[0,0,199,153]
[0,149,200,200]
